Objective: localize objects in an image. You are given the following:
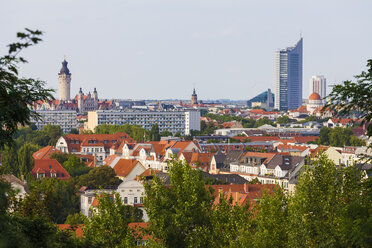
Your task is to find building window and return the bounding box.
[88,197,92,204]
[134,197,138,204]
[124,197,128,204]
[140,197,143,203]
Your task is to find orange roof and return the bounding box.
[104,154,119,166]
[58,224,84,238]
[277,144,308,152]
[243,152,276,164]
[113,159,142,178]
[32,146,62,160]
[31,159,70,180]
[296,105,309,113]
[139,169,161,177]
[208,184,276,206]
[64,132,134,153]
[291,136,319,144]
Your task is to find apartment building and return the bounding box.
[86,110,200,135]
[33,110,77,133]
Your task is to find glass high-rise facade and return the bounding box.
[274,38,303,111]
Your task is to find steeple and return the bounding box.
[59,59,71,75]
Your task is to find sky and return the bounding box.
[1,0,371,101]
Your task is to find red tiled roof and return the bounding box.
[32,146,62,160]
[277,144,308,153]
[113,159,143,178]
[31,159,70,180]
[63,132,134,153]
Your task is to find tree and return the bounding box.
[19,178,80,224]
[84,192,143,247]
[144,159,214,247]
[254,117,275,128]
[65,212,88,225]
[325,59,372,137]
[276,115,291,124]
[75,166,122,189]
[0,28,53,148]
[41,125,63,145]
[160,130,173,137]
[325,59,372,160]
[0,144,19,175]
[68,128,79,134]
[63,155,91,177]
[287,154,372,247]
[17,143,39,177]
[320,127,366,147]
[319,127,331,145]
[254,188,288,248]
[150,123,160,141]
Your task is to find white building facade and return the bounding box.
[87,110,200,135]
[310,75,326,104]
[33,110,77,133]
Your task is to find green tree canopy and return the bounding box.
[75,166,122,189]
[0,29,53,148]
[254,117,275,128]
[84,192,143,247]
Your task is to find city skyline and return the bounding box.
[1,0,372,100]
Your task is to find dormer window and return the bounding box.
[51,173,56,178]
[37,173,45,179]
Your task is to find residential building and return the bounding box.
[80,180,148,221]
[32,146,63,161]
[274,38,303,111]
[55,132,134,164]
[0,175,28,200]
[32,110,77,133]
[310,75,327,104]
[86,110,200,135]
[112,159,146,181]
[31,159,70,180]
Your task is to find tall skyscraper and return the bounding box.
[58,59,71,101]
[310,75,326,104]
[274,38,303,111]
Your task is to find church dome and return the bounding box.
[309,92,321,101]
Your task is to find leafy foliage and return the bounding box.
[288,154,372,247]
[84,192,143,247]
[324,59,372,137]
[319,127,366,146]
[94,124,145,141]
[18,178,80,224]
[276,115,291,124]
[0,29,54,148]
[75,166,122,189]
[254,117,275,128]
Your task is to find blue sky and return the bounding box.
[1,0,371,100]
